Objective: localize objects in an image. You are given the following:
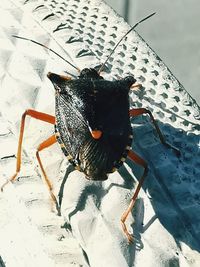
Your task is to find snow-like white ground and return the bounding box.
[0,0,200,266]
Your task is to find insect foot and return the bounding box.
[164,141,181,157]
[1,172,18,191]
[121,211,134,243]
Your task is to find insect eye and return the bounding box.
[79,68,101,80]
[79,68,90,76]
[124,76,137,85]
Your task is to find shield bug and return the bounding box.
[1,13,179,242]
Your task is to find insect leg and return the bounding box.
[36,135,59,211]
[129,108,180,156]
[121,150,147,243]
[1,109,55,191]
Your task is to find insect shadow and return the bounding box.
[59,116,200,267]
[124,118,200,254]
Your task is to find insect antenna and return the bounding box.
[98,12,156,74]
[12,35,79,76]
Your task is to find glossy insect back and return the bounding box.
[11,13,155,183]
[48,70,136,181]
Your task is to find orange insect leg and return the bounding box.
[121,150,147,243]
[1,109,55,190]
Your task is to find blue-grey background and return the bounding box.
[105,0,200,105]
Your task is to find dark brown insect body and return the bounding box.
[1,13,179,242]
[48,69,136,181]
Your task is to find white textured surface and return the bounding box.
[105,0,200,105]
[0,0,200,266]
